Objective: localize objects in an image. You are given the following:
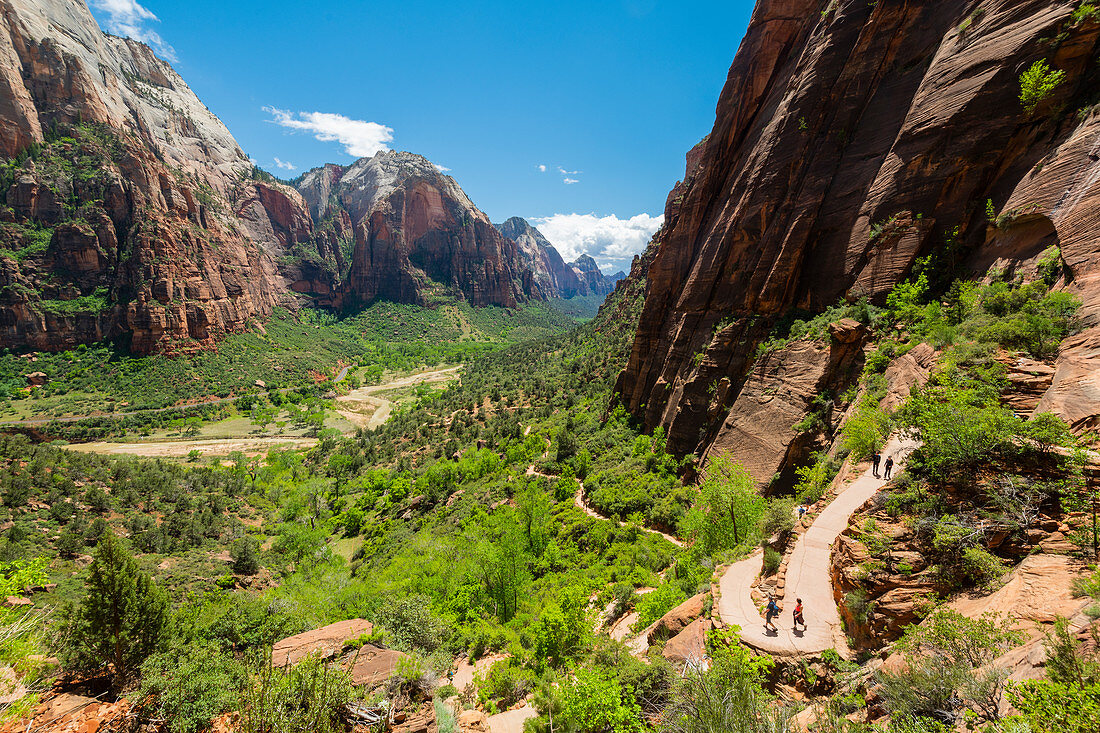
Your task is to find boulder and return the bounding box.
[647,592,708,644]
[271,619,372,668]
[458,708,489,732]
[343,644,407,687]
[661,616,711,665]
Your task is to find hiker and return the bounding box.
[797,504,807,520]
[793,597,805,631]
[871,452,881,478]
[764,596,780,631]
[883,455,894,479]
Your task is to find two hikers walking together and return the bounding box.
[764,596,806,632]
[871,452,893,479]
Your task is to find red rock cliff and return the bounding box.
[616,0,1100,455]
[0,0,326,354]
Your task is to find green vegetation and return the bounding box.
[1019,59,1066,114]
[0,301,574,419]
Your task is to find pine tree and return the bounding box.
[65,532,169,689]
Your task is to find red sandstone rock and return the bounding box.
[271,618,372,668]
[616,0,1100,453]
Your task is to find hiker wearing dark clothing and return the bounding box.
[871,453,881,478]
[793,598,805,631]
[883,456,894,479]
[764,597,780,631]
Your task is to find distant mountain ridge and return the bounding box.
[494,217,624,299]
[0,0,544,354]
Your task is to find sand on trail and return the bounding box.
[65,436,318,458]
[336,366,462,429]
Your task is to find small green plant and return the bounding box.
[1071,1,1100,25]
[1019,59,1066,114]
[763,547,781,575]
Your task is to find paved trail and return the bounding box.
[717,436,918,656]
[487,707,536,733]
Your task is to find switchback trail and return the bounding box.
[573,484,685,548]
[717,435,918,656]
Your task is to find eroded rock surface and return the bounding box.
[616,0,1100,453]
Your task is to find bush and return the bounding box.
[238,655,352,733]
[1020,59,1066,114]
[139,643,246,733]
[231,536,261,575]
[375,594,447,653]
[763,547,781,576]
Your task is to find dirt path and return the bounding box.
[716,435,918,657]
[573,484,685,548]
[335,366,461,429]
[65,436,318,458]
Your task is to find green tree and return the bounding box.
[1019,59,1066,114]
[64,532,170,689]
[231,536,261,576]
[681,453,764,552]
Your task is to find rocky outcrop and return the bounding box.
[495,217,585,298]
[296,153,539,308]
[616,0,1100,455]
[0,0,319,354]
[271,618,372,667]
[568,254,624,297]
[702,319,867,490]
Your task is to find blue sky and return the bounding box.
[90,0,753,272]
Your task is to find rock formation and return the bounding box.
[295,153,539,308]
[0,0,323,354]
[495,216,585,298]
[616,0,1100,456]
[0,0,544,355]
[494,217,624,299]
[568,254,624,297]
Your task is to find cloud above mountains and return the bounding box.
[93,0,176,61]
[531,213,662,271]
[266,107,394,158]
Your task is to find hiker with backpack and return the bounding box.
[793,598,806,631]
[764,595,780,632]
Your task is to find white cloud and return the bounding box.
[530,213,663,271]
[562,177,579,185]
[433,163,451,172]
[557,167,579,175]
[265,107,394,158]
[273,157,296,171]
[93,0,177,61]
[536,164,547,173]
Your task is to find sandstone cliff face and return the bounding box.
[0,0,315,353]
[295,153,538,308]
[495,217,585,298]
[617,0,1100,455]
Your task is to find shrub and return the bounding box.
[139,643,246,733]
[238,655,352,733]
[231,536,261,575]
[876,609,1022,724]
[1019,59,1066,114]
[375,594,447,653]
[763,547,781,576]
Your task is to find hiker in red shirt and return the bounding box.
[793,597,806,631]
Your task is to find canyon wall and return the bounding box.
[616,0,1100,456]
